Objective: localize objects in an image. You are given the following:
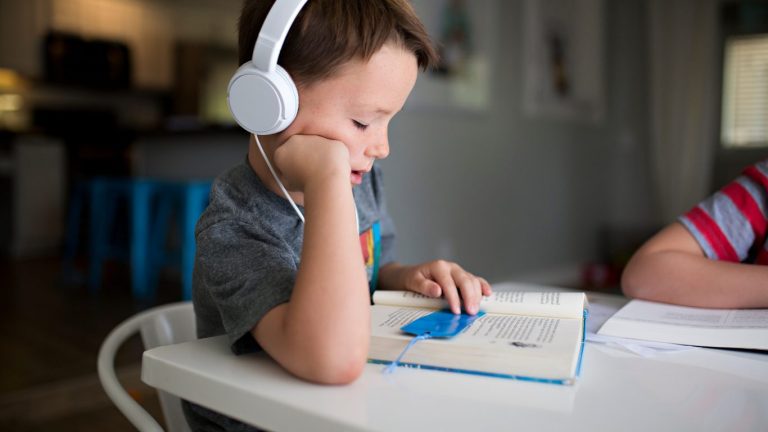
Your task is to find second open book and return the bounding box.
[368,290,588,385]
[597,299,768,351]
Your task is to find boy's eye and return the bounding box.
[352,120,369,131]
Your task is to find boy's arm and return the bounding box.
[621,223,768,308]
[252,139,371,385]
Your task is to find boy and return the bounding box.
[622,159,768,308]
[184,0,491,429]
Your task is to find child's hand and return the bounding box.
[401,261,492,315]
[273,134,350,191]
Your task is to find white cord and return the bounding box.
[254,134,305,223]
[253,134,359,230]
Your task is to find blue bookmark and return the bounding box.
[383,309,485,374]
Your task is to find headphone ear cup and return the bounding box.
[227,63,299,135]
[270,65,299,133]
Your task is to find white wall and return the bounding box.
[380,0,654,284]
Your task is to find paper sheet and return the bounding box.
[586,300,693,357]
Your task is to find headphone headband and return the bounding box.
[252,0,308,72]
[228,0,307,135]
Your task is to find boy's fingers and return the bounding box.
[407,273,437,297]
[433,272,461,314]
[418,279,442,298]
[480,278,493,296]
[455,273,481,315]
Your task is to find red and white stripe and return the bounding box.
[679,159,768,265]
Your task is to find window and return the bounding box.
[721,34,768,148]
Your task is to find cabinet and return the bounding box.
[1,135,65,257]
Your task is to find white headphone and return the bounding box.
[227,0,307,135]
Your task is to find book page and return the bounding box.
[598,300,768,350]
[606,300,768,328]
[369,305,585,382]
[372,290,585,319]
[372,306,578,348]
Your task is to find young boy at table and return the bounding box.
[622,159,768,308]
[184,0,491,429]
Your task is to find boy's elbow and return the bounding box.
[621,254,652,299]
[301,348,368,385]
[286,335,369,384]
[318,357,366,385]
[620,264,640,298]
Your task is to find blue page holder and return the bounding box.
[383,309,485,374]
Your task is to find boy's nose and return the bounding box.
[366,138,389,160]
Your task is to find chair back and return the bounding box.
[98,302,196,432]
[140,302,196,432]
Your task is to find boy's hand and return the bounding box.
[273,134,350,191]
[399,261,492,315]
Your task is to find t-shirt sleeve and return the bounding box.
[195,219,296,354]
[678,160,768,262]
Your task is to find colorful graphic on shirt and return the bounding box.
[359,221,381,293]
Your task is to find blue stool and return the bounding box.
[64,177,211,301]
[87,178,133,293]
[145,180,212,301]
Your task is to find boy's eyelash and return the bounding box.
[352,120,369,130]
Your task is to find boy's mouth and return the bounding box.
[350,161,373,185]
[350,170,364,185]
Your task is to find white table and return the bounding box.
[142,287,768,432]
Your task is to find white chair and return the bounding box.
[98,302,196,432]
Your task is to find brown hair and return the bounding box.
[238,0,438,87]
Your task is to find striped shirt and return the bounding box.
[679,159,768,265]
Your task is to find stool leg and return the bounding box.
[62,181,85,284]
[180,185,208,300]
[131,182,152,301]
[148,189,174,298]
[88,180,106,293]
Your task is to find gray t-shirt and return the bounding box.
[183,159,396,431]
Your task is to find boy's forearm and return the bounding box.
[256,175,371,383]
[622,251,768,308]
[291,178,370,344]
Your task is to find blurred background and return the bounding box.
[0,0,766,430]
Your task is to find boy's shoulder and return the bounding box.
[209,162,264,214]
[197,161,287,236]
[211,161,262,204]
[746,159,768,183]
[738,159,768,197]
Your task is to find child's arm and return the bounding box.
[378,262,493,315]
[622,223,768,308]
[251,136,371,384]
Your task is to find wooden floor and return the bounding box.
[0,256,183,431]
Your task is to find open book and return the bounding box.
[597,300,768,351]
[368,290,588,385]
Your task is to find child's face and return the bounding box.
[277,43,419,185]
